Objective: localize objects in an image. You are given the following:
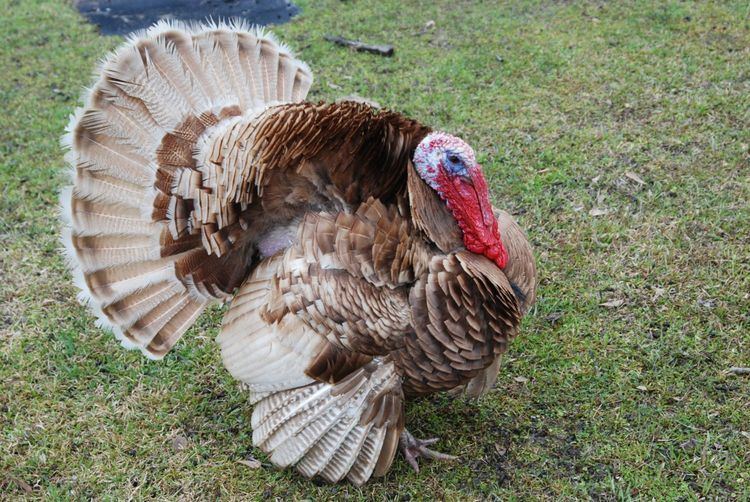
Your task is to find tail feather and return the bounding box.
[145,300,205,355]
[139,38,211,112]
[71,234,160,271]
[208,31,248,109]
[83,258,178,303]
[74,131,155,185]
[64,197,157,236]
[91,91,164,155]
[126,294,199,347]
[195,32,240,106]
[71,171,153,208]
[159,29,220,105]
[236,32,266,107]
[259,39,280,103]
[101,281,184,327]
[108,77,184,133]
[61,20,313,358]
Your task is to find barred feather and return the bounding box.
[60,19,535,488]
[61,20,312,358]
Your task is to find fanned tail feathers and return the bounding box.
[60,20,313,358]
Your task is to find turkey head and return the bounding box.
[413,132,509,270]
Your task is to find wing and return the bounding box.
[215,193,420,397]
[62,20,431,358]
[393,250,523,395]
[203,103,435,485]
[456,208,537,397]
[216,214,413,484]
[397,168,532,396]
[238,198,423,357]
[216,177,526,483]
[219,179,531,397]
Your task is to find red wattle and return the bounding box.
[435,166,508,270]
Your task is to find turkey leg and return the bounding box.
[399,429,457,473]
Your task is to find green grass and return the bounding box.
[1,0,749,499]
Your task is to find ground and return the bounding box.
[1,0,748,499]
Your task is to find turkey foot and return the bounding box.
[399,429,457,473]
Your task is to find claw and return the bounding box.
[399,430,457,473]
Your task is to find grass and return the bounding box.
[1,0,749,499]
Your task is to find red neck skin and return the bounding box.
[434,166,508,269]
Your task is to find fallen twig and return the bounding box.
[727,367,750,375]
[324,35,394,56]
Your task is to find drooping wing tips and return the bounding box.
[217,255,403,484]
[60,21,313,358]
[250,360,404,485]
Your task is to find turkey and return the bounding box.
[60,20,536,485]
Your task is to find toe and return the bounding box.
[404,448,420,473]
[420,447,458,461]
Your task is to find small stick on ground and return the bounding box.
[324,35,394,56]
[727,367,750,375]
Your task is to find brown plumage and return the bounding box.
[60,20,536,485]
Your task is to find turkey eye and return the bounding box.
[448,154,461,164]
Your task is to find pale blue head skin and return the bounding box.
[413,132,478,193]
[414,132,478,184]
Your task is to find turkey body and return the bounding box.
[60,21,536,485]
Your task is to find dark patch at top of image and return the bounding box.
[76,0,299,36]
